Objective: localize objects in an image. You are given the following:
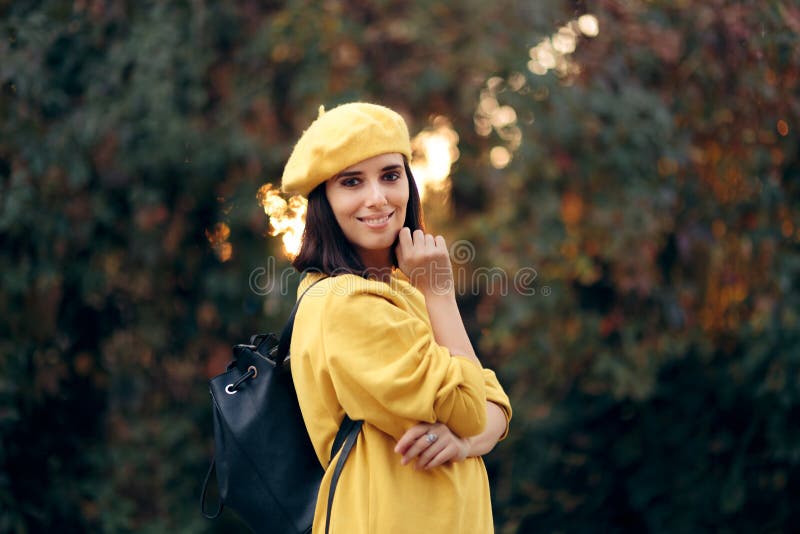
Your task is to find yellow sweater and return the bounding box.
[290,272,512,534]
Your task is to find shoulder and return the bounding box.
[297,272,420,313]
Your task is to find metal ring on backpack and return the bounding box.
[225,366,258,395]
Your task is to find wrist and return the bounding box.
[462,436,475,459]
[421,285,456,301]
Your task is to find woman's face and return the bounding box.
[325,152,409,268]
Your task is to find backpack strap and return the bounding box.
[325,416,364,534]
[275,275,326,365]
[330,415,360,461]
[200,458,222,519]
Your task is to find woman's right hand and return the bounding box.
[395,228,454,296]
[394,422,470,470]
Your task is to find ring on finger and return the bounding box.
[425,432,438,444]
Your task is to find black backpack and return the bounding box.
[200,280,362,533]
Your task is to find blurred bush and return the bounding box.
[0,1,797,533]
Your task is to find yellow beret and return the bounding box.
[280,102,413,197]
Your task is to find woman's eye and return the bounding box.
[341,178,361,187]
[383,172,400,181]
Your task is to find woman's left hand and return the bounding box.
[394,422,470,470]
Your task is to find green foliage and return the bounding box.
[472,2,800,532]
[1,0,798,532]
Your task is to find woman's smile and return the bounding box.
[357,211,395,228]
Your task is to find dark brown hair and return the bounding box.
[292,159,424,276]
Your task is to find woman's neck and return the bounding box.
[358,249,394,283]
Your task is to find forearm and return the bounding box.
[465,402,507,456]
[423,290,481,367]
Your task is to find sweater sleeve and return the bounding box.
[321,286,488,441]
[482,368,512,441]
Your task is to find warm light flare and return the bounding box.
[477,13,598,164]
[490,146,511,169]
[257,184,307,259]
[578,14,600,37]
[553,28,578,54]
[491,106,518,128]
[410,118,460,200]
[205,222,233,262]
[526,15,596,79]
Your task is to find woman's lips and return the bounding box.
[357,211,394,228]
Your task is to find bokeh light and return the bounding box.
[490,146,511,169]
[410,117,460,200]
[479,12,600,173]
[257,184,307,259]
[578,14,600,37]
[205,222,233,262]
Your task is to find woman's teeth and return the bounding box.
[360,213,392,224]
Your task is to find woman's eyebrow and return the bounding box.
[337,164,401,178]
[337,170,363,178]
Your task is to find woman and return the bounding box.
[281,102,512,533]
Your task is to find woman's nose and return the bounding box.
[365,180,388,207]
